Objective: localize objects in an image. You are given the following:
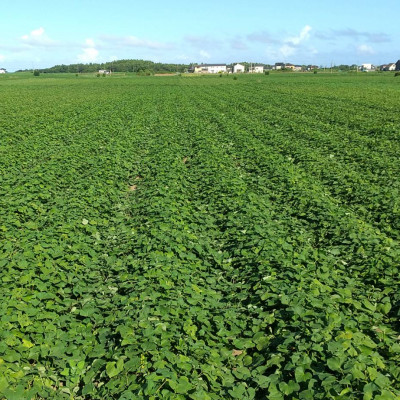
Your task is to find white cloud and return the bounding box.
[200,50,211,59]
[274,25,312,60]
[0,54,5,62]
[279,44,295,58]
[21,27,44,40]
[357,44,374,55]
[78,47,99,63]
[78,39,99,62]
[287,25,312,45]
[85,38,95,47]
[31,27,45,37]
[21,27,56,47]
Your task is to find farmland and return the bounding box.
[0,72,399,399]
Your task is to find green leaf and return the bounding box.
[25,221,38,230]
[174,376,193,394]
[243,355,252,366]
[106,358,124,378]
[280,380,300,395]
[183,319,197,339]
[374,373,390,389]
[82,383,95,395]
[190,391,212,400]
[380,302,391,314]
[0,377,8,393]
[228,384,246,399]
[295,366,309,383]
[299,389,314,400]
[363,299,376,312]
[327,357,342,371]
[375,390,397,400]
[363,382,378,400]
[22,339,34,348]
[255,375,270,389]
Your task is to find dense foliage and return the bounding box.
[16,59,190,74]
[0,73,399,399]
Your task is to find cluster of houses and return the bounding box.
[378,60,400,71]
[358,60,400,72]
[188,64,265,74]
[0,68,6,74]
[188,62,320,74]
[189,60,400,74]
[272,63,319,71]
[380,63,397,71]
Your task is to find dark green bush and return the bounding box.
[136,69,153,76]
[395,72,400,77]
[33,70,40,76]
[264,71,270,75]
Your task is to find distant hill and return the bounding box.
[17,59,191,74]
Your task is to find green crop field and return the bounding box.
[0,72,399,399]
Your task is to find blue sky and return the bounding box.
[0,0,398,71]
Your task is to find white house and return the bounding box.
[361,63,374,71]
[273,62,285,70]
[99,69,110,75]
[380,63,396,71]
[194,64,227,74]
[0,68,6,74]
[250,65,264,73]
[233,64,245,73]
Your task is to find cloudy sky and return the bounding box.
[0,0,398,71]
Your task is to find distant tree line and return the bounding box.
[17,59,191,74]
[18,60,374,75]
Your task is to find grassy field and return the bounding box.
[0,72,399,399]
